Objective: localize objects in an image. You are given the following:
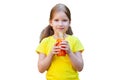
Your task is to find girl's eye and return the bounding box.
[63,20,68,22]
[53,19,68,22]
[54,19,59,21]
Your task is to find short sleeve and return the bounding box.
[36,38,47,54]
[73,38,84,53]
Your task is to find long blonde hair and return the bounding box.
[39,3,73,43]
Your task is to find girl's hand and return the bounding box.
[59,40,72,54]
[50,42,61,55]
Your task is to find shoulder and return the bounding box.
[67,35,80,41]
[67,35,84,52]
[41,36,53,43]
[67,35,83,45]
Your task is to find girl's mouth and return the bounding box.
[58,28,64,30]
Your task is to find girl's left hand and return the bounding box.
[59,40,72,54]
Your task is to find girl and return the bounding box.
[36,3,84,80]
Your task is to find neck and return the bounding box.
[53,33,67,39]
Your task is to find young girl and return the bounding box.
[36,3,84,80]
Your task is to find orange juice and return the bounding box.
[56,32,66,56]
[56,38,66,56]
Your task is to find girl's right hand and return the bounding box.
[50,42,61,55]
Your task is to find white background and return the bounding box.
[0,0,120,80]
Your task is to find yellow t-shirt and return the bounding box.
[36,35,84,80]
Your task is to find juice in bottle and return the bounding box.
[56,32,66,56]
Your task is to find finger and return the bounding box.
[60,45,70,50]
[54,48,61,52]
[54,46,60,49]
[60,45,66,48]
[53,47,61,52]
[54,50,61,54]
[60,47,69,50]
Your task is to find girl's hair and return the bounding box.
[39,3,73,43]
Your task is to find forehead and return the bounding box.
[52,11,68,19]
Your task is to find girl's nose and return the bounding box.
[58,21,63,26]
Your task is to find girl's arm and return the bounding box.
[38,43,60,73]
[68,51,84,72]
[60,40,84,72]
[38,53,54,73]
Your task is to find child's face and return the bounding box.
[50,11,70,34]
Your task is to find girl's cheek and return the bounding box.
[52,22,58,25]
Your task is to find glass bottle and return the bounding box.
[56,32,66,56]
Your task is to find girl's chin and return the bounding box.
[57,31,64,33]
